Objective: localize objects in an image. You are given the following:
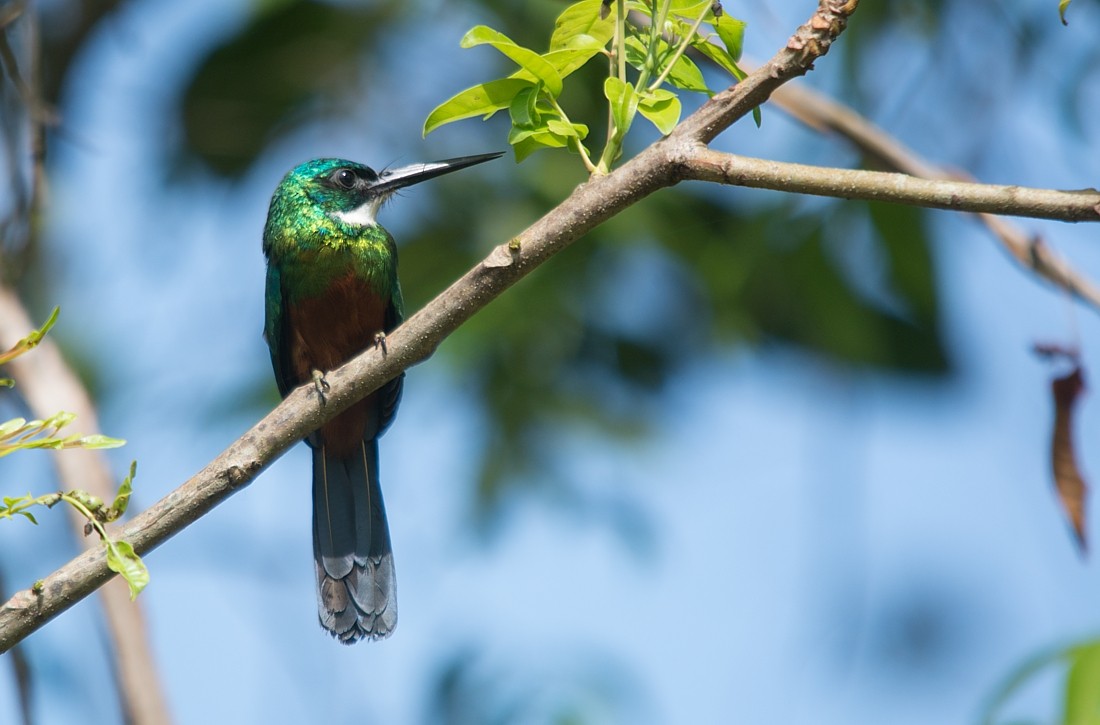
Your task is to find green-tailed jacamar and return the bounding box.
[263,152,501,643]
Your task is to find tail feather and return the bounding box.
[312,438,397,643]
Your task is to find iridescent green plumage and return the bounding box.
[262,152,501,643]
[264,159,402,310]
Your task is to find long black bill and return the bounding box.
[371,152,504,195]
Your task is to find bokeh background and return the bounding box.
[2,0,1100,722]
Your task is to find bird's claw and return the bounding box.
[373,331,389,356]
[311,369,330,405]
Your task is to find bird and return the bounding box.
[262,151,502,643]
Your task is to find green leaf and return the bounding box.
[47,411,76,430]
[982,638,1100,725]
[0,493,38,524]
[105,538,149,600]
[17,437,64,452]
[509,85,543,128]
[546,119,588,139]
[715,15,747,61]
[604,76,638,136]
[0,418,27,438]
[512,130,569,162]
[663,53,710,94]
[550,0,616,51]
[691,37,742,79]
[542,37,608,79]
[638,89,682,134]
[668,0,712,12]
[426,33,605,138]
[1065,642,1100,724]
[461,26,563,97]
[625,36,710,95]
[36,306,60,340]
[76,434,127,450]
[424,78,534,135]
[108,460,137,521]
[0,306,60,366]
[508,125,541,145]
[623,35,650,71]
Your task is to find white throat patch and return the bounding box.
[332,197,384,227]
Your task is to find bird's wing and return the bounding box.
[375,283,404,435]
[264,261,295,398]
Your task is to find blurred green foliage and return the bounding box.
[982,637,1100,725]
[181,0,402,174]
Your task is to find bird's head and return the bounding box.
[269,153,503,230]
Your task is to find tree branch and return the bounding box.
[677,147,1100,222]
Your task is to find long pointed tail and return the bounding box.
[312,438,397,642]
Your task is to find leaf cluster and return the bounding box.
[0,309,147,599]
[1,462,146,599]
[424,0,749,171]
[0,412,124,458]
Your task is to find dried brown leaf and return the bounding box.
[1051,366,1088,552]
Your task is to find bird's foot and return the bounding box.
[373,331,389,356]
[311,369,330,405]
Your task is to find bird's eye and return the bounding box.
[333,169,357,189]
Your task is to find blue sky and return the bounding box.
[3,0,1100,723]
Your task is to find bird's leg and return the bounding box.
[373,331,388,356]
[311,368,330,405]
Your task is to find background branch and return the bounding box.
[769,80,1100,311]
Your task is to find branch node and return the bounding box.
[226,465,250,488]
[485,243,517,268]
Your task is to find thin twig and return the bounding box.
[677,147,1100,223]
